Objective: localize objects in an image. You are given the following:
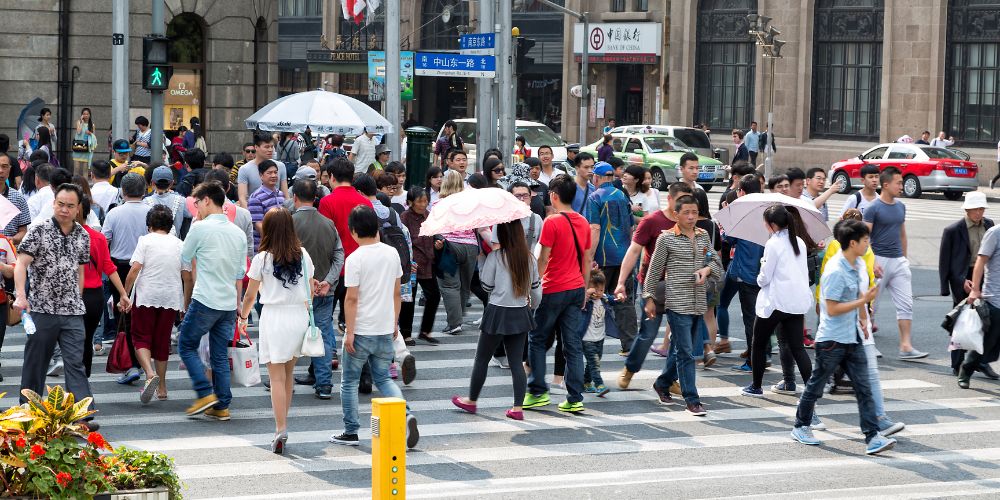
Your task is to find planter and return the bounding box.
[94,487,171,500]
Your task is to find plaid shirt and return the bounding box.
[247,185,285,251]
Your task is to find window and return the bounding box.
[945,1,1000,145]
[279,0,321,17]
[862,146,887,160]
[339,15,384,51]
[694,0,757,133]
[611,0,626,12]
[421,0,468,50]
[886,146,914,160]
[810,0,883,140]
[634,0,649,12]
[625,138,642,152]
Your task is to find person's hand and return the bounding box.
[860,321,870,340]
[118,296,132,312]
[344,332,356,355]
[969,289,982,302]
[862,285,879,303]
[644,298,657,319]
[964,280,974,293]
[393,328,399,340]
[12,296,28,313]
[434,240,444,250]
[317,281,331,296]
[613,283,627,302]
[873,263,883,278]
[694,267,710,285]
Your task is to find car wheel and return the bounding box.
[943,190,963,201]
[902,175,922,198]
[650,168,667,191]
[698,184,713,192]
[832,171,852,194]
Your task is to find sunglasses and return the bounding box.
[243,149,254,154]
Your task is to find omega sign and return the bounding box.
[170,82,194,97]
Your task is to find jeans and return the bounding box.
[625,312,663,373]
[863,343,887,418]
[527,288,586,403]
[340,334,404,434]
[653,311,703,405]
[716,277,740,339]
[177,299,235,409]
[310,294,337,388]
[795,341,879,442]
[583,339,605,386]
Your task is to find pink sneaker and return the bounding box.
[389,363,399,380]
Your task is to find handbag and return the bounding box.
[106,315,133,374]
[72,139,89,152]
[228,325,261,387]
[299,256,325,357]
[6,298,20,327]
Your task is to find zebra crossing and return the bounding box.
[700,189,972,222]
[3,295,998,499]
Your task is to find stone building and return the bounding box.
[0,0,278,163]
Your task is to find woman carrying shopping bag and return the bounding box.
[239,207,314,455]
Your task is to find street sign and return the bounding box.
[459,33,495,55]
[112,33,125,46]
[415,52,496,78]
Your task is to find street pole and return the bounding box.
[535,0,587,143]
[150,0,165,162]
[112,0,129,143]
[476,0,494,169]
[765,56,775,179]
[385,0,401,162]
[497,0,514,160]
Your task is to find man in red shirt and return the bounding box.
[613,182,693,389]
[523,175,593,413]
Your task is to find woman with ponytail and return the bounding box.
[742,205,815,402]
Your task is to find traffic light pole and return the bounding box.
[475,0,494,170]
[497,0,514,161]
[150,0,165,162]
[536,0,587,144]
[385,0,401,162]
[112,0,129,144]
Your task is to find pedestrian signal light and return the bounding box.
[371,397,407,499]
[142,35,172,91]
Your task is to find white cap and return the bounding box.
[963,191,989,210]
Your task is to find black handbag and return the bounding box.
[72,139,89,152]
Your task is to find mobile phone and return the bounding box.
[872,278,882,288]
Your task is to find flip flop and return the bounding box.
[156,393,169,401]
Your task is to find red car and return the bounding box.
[830,143,979,200]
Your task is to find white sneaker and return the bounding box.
[47,360,64,377]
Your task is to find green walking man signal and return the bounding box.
[142,35,172,91]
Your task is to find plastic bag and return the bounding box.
[952,305,985,354]
[228,327,261,387]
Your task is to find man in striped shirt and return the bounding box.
[641,194,722,417]
[247,159,285,251]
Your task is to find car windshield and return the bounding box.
[672,129,712,149]
[644,137,680,153]
[515,125,565,147]
[920,146,964,160]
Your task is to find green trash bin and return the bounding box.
[405,126,436,189]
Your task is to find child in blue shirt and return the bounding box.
[579,270,622,397]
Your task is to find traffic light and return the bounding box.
[142,35,173,91]
[514,36,536,75]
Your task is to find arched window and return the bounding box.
[694,0,756,132]
[421,0,468,50]
[165,13,206,134]
[810,0,883,140]
[945,0,1000,145]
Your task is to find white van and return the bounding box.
[438,119,568,167]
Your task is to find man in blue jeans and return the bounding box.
[291,179,344,399]
[791,219,896,455]
[179,181,249,420]
[524,175,593,413]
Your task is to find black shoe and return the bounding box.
[978,364,1000,380]
[80,419,100,432]
[295,374,316,386]
[404,338,416,347]
[330,432,359,446]
[958,367,973,389]
[315,385,333,400]
[418,333,440,345]
[359,368,373,395]
[401,354,416,385]
[406,414,419,449]
[263,379,271,391]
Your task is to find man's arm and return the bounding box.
[969,254,990,300]
[323,236,345,290]
[238,182,249,208]
[12,253,32,311]
[900,222,907,257]
[537,245,551,277]
[812,183,839,208]
[392,279,401,338]
[614,241,643,298]
[10,225,26,246]
[181,270,194,310]
[588,224,600,260]
[344,286,358,354]
[78,265,86,295]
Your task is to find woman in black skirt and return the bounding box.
[451,221,541,421]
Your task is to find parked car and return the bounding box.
[441,119,568,167]
[830,143,979,199]
[581,133,726,191]
[607,124,718,160]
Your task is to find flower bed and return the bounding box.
[0,386,182,499]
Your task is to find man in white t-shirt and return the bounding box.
[89,161,118,213]
[930,131,955,148]
[237,133,288,208]
[349,128,377,176]
[840,164,881,217]
[332,205,419,449]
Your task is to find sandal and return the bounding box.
[156,392,168,401]
[93,344,107,356]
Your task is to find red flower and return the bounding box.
[55,472,72,487]
[29,444,45,460]
[87,432,109,450]
[14,437,26,449]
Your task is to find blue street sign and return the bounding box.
[460,33,495,51]
[415,52,496,78]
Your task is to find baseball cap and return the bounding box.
[112,139,131,153]
[152,166,174,186]
[293,166,318,180]
[593,162,614,176]
[963,191,989,210]
[566,143,581,152]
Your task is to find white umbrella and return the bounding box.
[244,89,393,136]
[715,192,831,246]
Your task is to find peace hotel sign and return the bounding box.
[573,22,662,64]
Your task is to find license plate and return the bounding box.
[698,173,714,180]
[954,168,968,174]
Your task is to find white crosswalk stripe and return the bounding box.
[3,296,997,499]
[695,190,969,222]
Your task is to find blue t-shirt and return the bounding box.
[585,182,633,267]
[571,181,595,214]
[862,198,906,258]
[816,254,862,344]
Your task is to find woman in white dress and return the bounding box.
[239,207,314,454]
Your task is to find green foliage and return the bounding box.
[106,447,183,500]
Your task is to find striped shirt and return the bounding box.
[641,225,722,315]
[247,185,285,251]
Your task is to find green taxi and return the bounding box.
[582,134,726,191]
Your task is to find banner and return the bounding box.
[367,51,414,101]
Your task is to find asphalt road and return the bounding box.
[3,191,997,499]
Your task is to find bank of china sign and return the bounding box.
[573,22,662,64]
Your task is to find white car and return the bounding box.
[439,119,568,166]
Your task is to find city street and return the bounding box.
[2,192,996,499]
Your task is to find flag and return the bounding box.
[366,0,381,24]
[342,0,366,24]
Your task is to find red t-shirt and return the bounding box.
[632,210,676,284]
[318,186,374,274]
[539,211,592,294]
[83,226,118,289]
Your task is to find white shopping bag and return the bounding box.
[229,328,261,387]
[951,304,985,354]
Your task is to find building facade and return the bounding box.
[0,0,278,162]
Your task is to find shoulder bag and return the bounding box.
[299,256,325,357]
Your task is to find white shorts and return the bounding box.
[874,255,913,321]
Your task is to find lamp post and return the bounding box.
[536,0,588,145]
[748,14,784,179]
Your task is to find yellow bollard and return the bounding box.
[371,397,407,499]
